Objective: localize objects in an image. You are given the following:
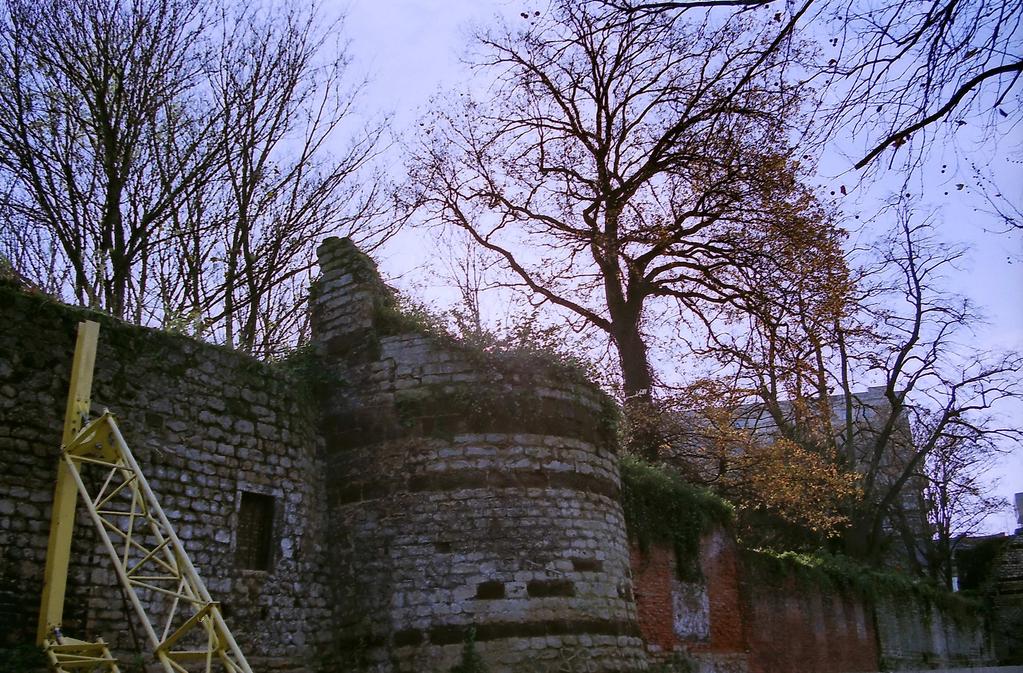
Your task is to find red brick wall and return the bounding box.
[693,529,746,654]
[630,531,747,659]
[743,577,879,673]
[630,545,677,653]
[629,529,879,672]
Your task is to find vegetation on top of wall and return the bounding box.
[0,275,117,330]
[373,292,601,389]
[270,342,339,402]
[620,455,733,580]
[743,548,983,619]
[0,282,307,406]
[372,291,447,338]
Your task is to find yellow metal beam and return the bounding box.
[44,636,120,673]
[38,320,100,645]
[61,412,254,672]
[38,321,253,672]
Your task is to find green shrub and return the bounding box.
[375,295,599,387]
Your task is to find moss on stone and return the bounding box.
[0,282,319,419]
[450,627,488,673]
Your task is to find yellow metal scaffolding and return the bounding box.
[37,321,254,673]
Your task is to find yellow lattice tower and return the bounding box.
[37,321,254,673]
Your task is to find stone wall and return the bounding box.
[0,283,333,671]
[0,236,1007,673]
[0,238,649,673]
[874,593,990,669]
[958,534,1023,665]
[311,238,647,672]
[990,536,1023,664]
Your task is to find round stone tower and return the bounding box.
[311,237,647,672]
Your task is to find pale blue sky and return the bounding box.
[340,0,1023,533]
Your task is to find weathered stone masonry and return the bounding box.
[0,284,334,672]
[0,237,648,672]
[0,237,1006,673]
[311,237,646,671]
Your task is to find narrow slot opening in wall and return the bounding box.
[236,491,275,571]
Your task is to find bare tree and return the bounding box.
[847,211,1021,561]
[406,1,843,455]
[0,0,392,357]
[0,196,70,296]
[165,2,392,357]
[596,0,1023,172]
[0,0,219,319]
[822,0,1023,171]
[436,229,500,337]
[919,421,1009,588]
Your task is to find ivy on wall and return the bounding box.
[620,456,733,580]
[742,548,983,622]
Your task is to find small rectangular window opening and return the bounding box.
[236,492,275,571]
